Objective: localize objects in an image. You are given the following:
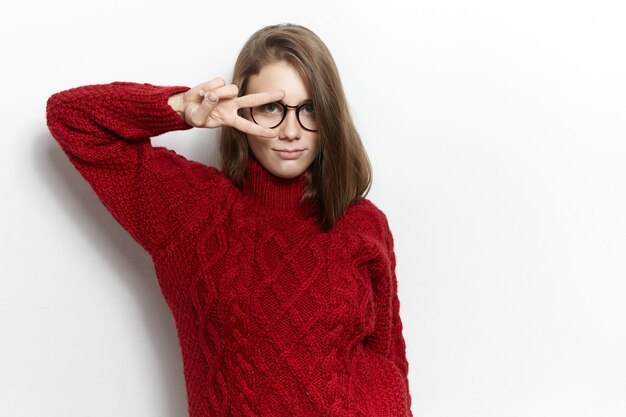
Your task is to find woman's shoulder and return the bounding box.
[345,198,386,219]
[339,198,393,243]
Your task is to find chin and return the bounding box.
[270,167,305,179]
[267,160,311,179]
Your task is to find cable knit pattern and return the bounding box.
[46,82,413,417]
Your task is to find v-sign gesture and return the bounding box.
[168,77,285,138]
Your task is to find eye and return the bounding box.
[263,102,280,113]
[302,102,315,114]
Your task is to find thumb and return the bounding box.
[188,92,219,127]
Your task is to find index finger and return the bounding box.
[235,90,285,109]
[231,114,278,138]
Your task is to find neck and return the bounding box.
[242,158,315,218]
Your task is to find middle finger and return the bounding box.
[235,90,285,109]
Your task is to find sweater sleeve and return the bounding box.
[385,240,414,416]
[358,206,412,413]
[46,82,229,255]
[383,228,411,385]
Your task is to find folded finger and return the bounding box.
[196,77,226,95]
[210,84,239,100]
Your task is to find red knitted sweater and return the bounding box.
[46,82,413,417]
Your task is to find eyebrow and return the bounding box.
[278,99,313,107]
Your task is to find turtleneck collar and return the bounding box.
[242,157,316,218]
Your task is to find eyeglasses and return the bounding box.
[249,101,318,132]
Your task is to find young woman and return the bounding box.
[47,23,413,417]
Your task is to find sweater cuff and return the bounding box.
[110,81,192,137]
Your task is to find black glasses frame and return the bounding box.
[249,102,318,132]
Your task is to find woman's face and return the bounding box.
[244,61,320,179]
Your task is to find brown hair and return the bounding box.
[220,23,372,230]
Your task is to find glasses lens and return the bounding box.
[298,102,318,131]
[250,102,319,131]
[251,102,284,128]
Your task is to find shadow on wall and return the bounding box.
[34,132,188,417]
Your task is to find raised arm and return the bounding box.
[47,81,285,254]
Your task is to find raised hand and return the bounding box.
[168,77,285,138]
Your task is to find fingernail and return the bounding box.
[206,93,218,103]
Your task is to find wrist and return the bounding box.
[167,92,185,120]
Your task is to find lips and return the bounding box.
[273,148,306,160]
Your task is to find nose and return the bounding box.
[278,108,302,141]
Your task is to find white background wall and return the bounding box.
[1,1,625,416]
